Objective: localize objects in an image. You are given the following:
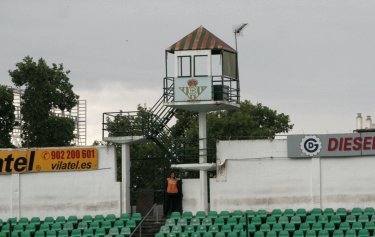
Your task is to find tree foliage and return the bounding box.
[9,56,79,147]
[0,85,16,148]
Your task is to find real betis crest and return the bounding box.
[179,79,207,100]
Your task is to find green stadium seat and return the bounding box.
[55,217,66,224]
[345,229,356,237]
[179,233,189,237]
[296,209,307,219]
[251,216,262,227]
[254,231,264,237]
[208,225,219,234]
[171,225,182,235]
[83,215,93,223]
[171,212,181,220]
[245,210,255,219]
[271,209,282,219]
[318,215,329,224]
[238,217,247,225]
[311,223,323,232]
[318,230,329,237]
[364,207,375,217]
[51,223,62,231]
[266,216,277,225]
[233,210,243,219]
[191,232,201,237]
[278,230,289,237]
[25,224,36,232]
[40,223,51,231]
[13,224,25,233]
[160,225,170,234]
[119,214,130,222]
[299,223,310,232]
[266,230,277,237]
[108,227,119,235]
[284,223,295,232]
[219,211,230,220]
[364,221,375,232]
[35,230,45,237]
[351,208,363,217]
[221,224,232,234]
[177,219,188,227]
[346,215,357,224]
[278,216,289,226]
[8,218,17,226]
[31,217,41,226]
[183,212,193,221]
[336,208,348,219]
[333,230,344,237]
[0,233,6,237]
[11,232,19,237]
[208,211,218,220]
[46,230,57,237]
[102,220,112,230]
[215,232,225,237]
[126,220,136,230]
[166,233,177,237]
[239,231,246,237]
[83,228,95,236]
[329,215,341,226]
[358,229,369,237]
[196,225,207,234]
[259,224,271,233]
[67,216,78,224]
[44,217,54,225]
[247,224,256,235]
[155,233,164,237]
[184,225,195,234]
[256,210,268,220]
[203,232,214,237]
[324,222,335,232]
[113,220,125,228]
[202,218,212,227]
[358,214,369,223]
[311,208,322,217]
[306,230,316,237]
[306,215,316,225]
[78,222,89,229]
[94,228,106,237]
[272,223,283,232]
[339,222,350,231]
[105,214,116,222]
[120,227,131,236]
[90,221,101,229]
[20,231,31,237]
[293,230,304,237]
[290,215,301,225]
[190,218,200,228]
[228,217,239,226]
[165,219,175,227]
[323,208,335,218]
[1,224,11,233]
[283,209,295,218]
[196,211,206,221]
[352,222,363,231]
[18,217,29,226]
[58,230,68,237]
[233,224,244,232]
[94,215,105,222]
[71,229,82,237]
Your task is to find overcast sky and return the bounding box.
[1,0,375,145]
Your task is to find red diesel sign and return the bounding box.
[287,133,375,158]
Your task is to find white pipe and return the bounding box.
[356,113,363,130]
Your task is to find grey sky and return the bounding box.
[1,0,375,144]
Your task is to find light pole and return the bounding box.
[234,23,248,52]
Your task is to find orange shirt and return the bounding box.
[167,178,178,193]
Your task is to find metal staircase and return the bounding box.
[102,83,177,157]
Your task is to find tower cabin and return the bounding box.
[164,26,240,112]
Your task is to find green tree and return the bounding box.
[0,85,16,148]
[9,56,79,147]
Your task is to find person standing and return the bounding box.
[165,171,179,216]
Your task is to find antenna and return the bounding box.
[233,23,248,51]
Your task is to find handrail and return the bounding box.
[129,204,158,237]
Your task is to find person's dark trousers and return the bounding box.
[168,193,178,214]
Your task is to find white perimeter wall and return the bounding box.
[184,139,375,212]
[0,146,120,219]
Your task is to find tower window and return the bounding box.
[194,55,208,77]
[178,56,191,77]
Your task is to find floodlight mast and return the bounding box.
[234,23,248,51]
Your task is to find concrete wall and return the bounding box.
[0,146,120,219]
[182,179,201,214]
[205,139,375,212]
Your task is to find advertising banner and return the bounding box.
[0,147,98,174]
[287,133,375,158]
